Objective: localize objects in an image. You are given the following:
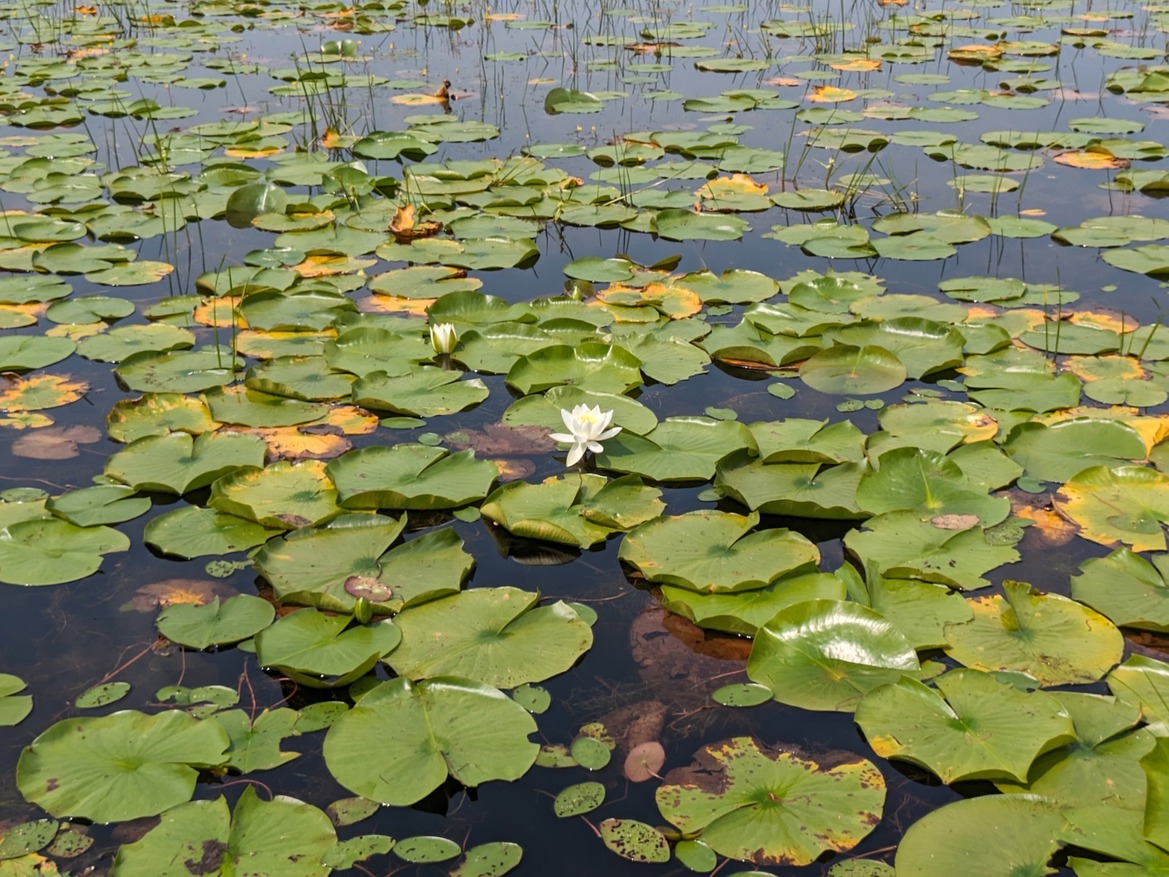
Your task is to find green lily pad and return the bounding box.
[144,506,283,559]
[46,484,150,528]
[506,343,643,396]
[856,670,1075,782]
[858,447,1009,525]
[661,570,847,636]
[715,453,866,519]
[480,474,663,547]
[105,431,267,495]
[844,511,1021,591]
[747,599,921,712]
[1006,419,1147,483]
[653,209,750,241]
[75,682,131,709]
[388,587,593,688]
[323,676,538,805]
[255,517,471,614]
[619,510,818,593]
[16,709,229,823]
[0,518,129,586]
[945,581,1124,685]
[1072,548,1169,632]
[451,842,524,877]
[0,336,74,372]
[800,344,907,395]
[328,444,498,510]
[352,367,489,417]
[254,608,401,688]
[596,417,755,481]
[157,595,276,650]
[0,674,32,727]
[116,348,243,394]
[112,786,335,877]
[894,795,1065,877]
[655,736,885,866]
[554,781,605,817]
[209,459,341,529]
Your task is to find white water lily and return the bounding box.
[430,322,457,354]
[549,404,622,467]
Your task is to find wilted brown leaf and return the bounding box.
[12,424,101,459]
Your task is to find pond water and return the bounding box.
[1,0,1169,873]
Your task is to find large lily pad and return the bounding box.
[328,444,498,510]
[1006,420,1148,484]
[505,343,643,396]
[655,736,885,866]
[387,587,593,687]
[351,367,489,417]
[747,599,921,712]
[855,670,1075,783]
[895,795,1066,877]
[0,519,130,586]
[254,608,401,688]
[1071,548,1169,632]
[1055,465,1169,551]
[857,447,1009,525]
[619,510,819,593]
[105,431,268,495]
[17,710,229,823]
[844,511,1021,591]
[480,474,663,547]
[323,677,538,805]
[944,581,1124,685]
[112,786,335,877]
[799,344,907,395]
[595,417,755,481]
[157,595,276,650]
[254,517,472,614]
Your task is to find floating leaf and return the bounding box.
[387,587,593,688]
[1055,465,1169,551]
[157,595,276,650]
[748,599,919,712]
[619,510,818,593]
[112,786,335,877]
[598,819,670,864]
[17,710,229,823]
[323,677,538,806]
[856,670,1075,782]
[255,609,400,688]
[945,581,1124,685]
[655,736,885,866]
[800,345,907,395]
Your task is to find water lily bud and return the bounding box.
[430,322,458,354]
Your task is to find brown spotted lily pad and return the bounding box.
[655,736,885,866]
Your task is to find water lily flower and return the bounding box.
[549,404,622,467]
[430,322,457,354]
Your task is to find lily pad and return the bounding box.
[619,510,819,593]
[800,345,907,395]
[323,676,538,805]
[112,786,335,877]
[16,710,229,823]
[328,444,498,510]
[157,595,276,650]
[944,581,1124,685]
[105,431,268,495]
[254,608,401,688]
[480,474,663,547]
[855,670,1075,782]
[1071,548,1169,632]
[1055,465,1169,552]
[748,599,921,712]
[655,736,885,866]
[387,587,593,688]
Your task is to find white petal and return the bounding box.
[597,426,622,441]
[565,443,586,466]
[548,432,573,443]
[586,440,604,454]
[560,408,576,431]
